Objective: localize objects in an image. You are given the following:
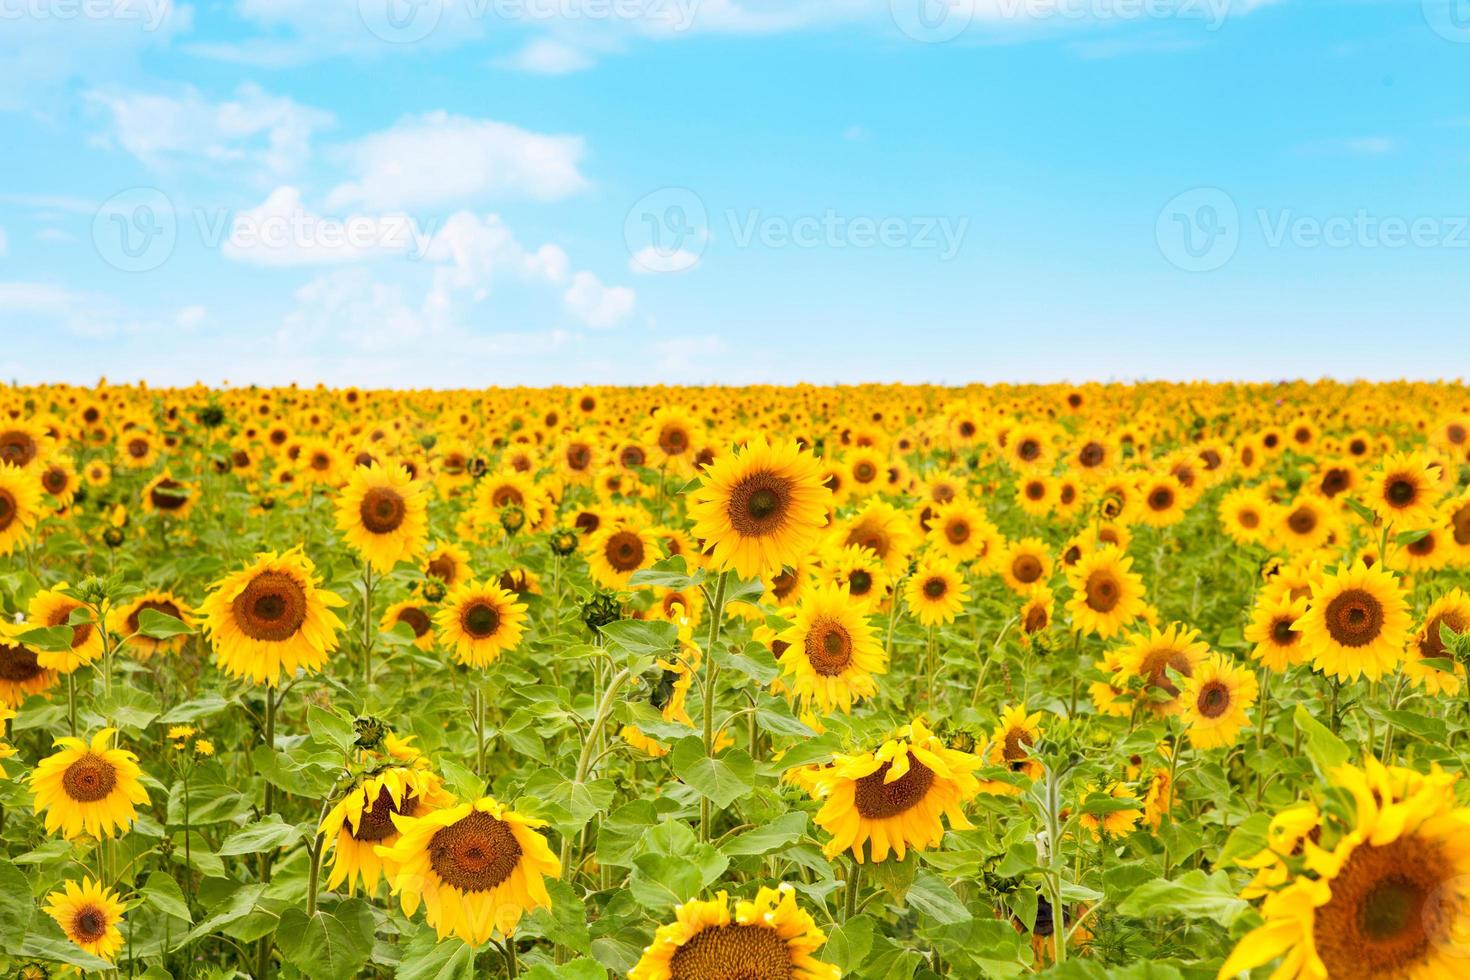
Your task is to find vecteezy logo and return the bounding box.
[358,0,444,44]
[891,0,974,43]
[1155,187,1240,272]
[92,187,177,273]
[1423,0,1470,43]
[624,187,709,274]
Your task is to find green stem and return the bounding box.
[700,571,730,843]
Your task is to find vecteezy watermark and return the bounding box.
[1157,187,1470,271]
[891,0,1256,41]
[358,0,701,43]
[93,188,178,273]
[890,0,974,42]
[0,0,173,29]
[1423,0,1470,43]
[624,187,969,272]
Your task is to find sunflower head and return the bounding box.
[43,877,126,964]
[30,728,150,840]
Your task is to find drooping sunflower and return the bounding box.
[1065,546,1146,639]
[381,599,437,651]
[321,766,454,896]
[1112,622,1210,717]
[1294,560,1411,682]
[199,548,346,687]
[775,583,888,715]
[0,627,58,707]
[1180,654,1258,749]
[335,463,429,573]
[585,523,658,590]
[1000,537,1053,594]
[1244,594,1312,672]
[141,471,197,520]
[27,583,104,674]
[30,728,149,839]
[43,878,126,965]
[1019,585,1055,644]
[435,582,528,668]
[108,591,194,660]
[1220,759,1470,980]
[687,437,831,580]
[1368,450,1442,531]
[0,462,42,555]
[987,704,1044,781]
[376,796,560,946]
[807,717,982,863]
[904,557,970,627]
[629,884,840,980]
[1403,588,1470,695]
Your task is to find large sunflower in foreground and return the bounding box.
[0,462,41,556]
[335,463,429,573]
[687,437,831,580]
[775,583,887,715]
[376,796,560,946]
[30,728,149,839]
[435,582,527,668]
[807,717,981,863]
[1065,547,1146,639]
[1220,759,1470,980]
[43,878,126,964]
[629,884,840,980]
[1293,561,1411,682]
[321,766,453,896]
[199,548,346,687]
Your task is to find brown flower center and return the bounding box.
[1078,442,1105,467]
[853,753,935,819]
[62,753,118,803]
[1418,610,1468,660]
[1314,834,1448,978]
[42,467,67,495]
[461,600,502,639]
[149,478,189,512]
[396,606,431,638]
[232,571,308,642]
[1196,681,1230,719]
[1324,588,1385,648]
[1003,728,1034,771]
[1287,506,1318,535]
[0,430,37,467]
[1385,477,1418,508]
[668,922,793,980]
[922,576,947,599]
[352,785,418,842]
[1085,570,1121,613]
[944,519,970,545]
[427,553,457,584]
[1011,554,1043,585]
[1271,616,1300,646]
[0,490,14,531]
[0,641,43,681]
[604,531,646,572]
[804,619,853,677]
[71,906,108,944]
[359,486,406,534]
[428,810,523,892]
[726,472,794,538]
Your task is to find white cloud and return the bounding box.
[326,112,589,210]
[650,334,730,374]
[628,245,701,274]
[563,271,635,329]
[493,39,596,74]
[175,304,206,330]
[0,228,7,258]
[222,186,430,266]
[86,82,332,176]
[0,281,176,339]
[36,229,77,244]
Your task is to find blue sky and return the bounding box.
[2,0,1468,387]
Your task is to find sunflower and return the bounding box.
[30,728,149,839]
[833,499,916,575]
[987,704,1043,781]
[376,796,560,946]
[381,599,437,651]
[83,460,111,487]
[1112,622,1210,717]
[1244,594,1311,672]
[807,717,982,863]
[1004,422,1054,472]
[423,541,472,590]
[37,455,78,508]
[0,462,42,555]
[775,583,887,715]
[1294,561,1411,682]
[200,548,346,687]
[1000,537,1053,594]
[1218,486,1274,547]
[435,582,528,668]
[1143,767,1177,830]
[687,437,831,581]
[0,627,58,707]
[141,471,197,520]
[108,591,194,660]
[926,500,998,564]
[904,557,969,627]
[28,583,104,674]
[844,446,887,496]
[296,437,343,487]
[1180,654,1258,749]
[1065,546,1146,639]
[1403,588,1470,695]
[335,463,429,573]
[817,544,889,613]
[1399,522,1451,574]
[0,419,54,471]
[1019,585,1055,644]
[321,766,454,896]
[1078,783,1143,840]
[1276,496,1337,553]
[1368,450,1442,531]
[43,878,126,965]
[1014,474,1055,518]
[1220,759,1470,980]
[629,884,840,980]
[1136,473,1188,527]
[585,523,658,590]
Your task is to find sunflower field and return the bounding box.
[2,380,1470,980]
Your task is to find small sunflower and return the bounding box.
[30,728,149,839]
[435,582,528,668]
[1294,561,1411,682]
[1180,654,1258,749]
[37,455,79,508]
[1000,537,1053,594]
[687,437,831,580]
[926,499,998,564]
[381,599,437,651]
[0,628,58,707]
[987,704,1044,781]
[1244,594,1311,672]
[817,544,889,613]
[200,548,346,687]
[141,471,197,520]
[807,717,982,863]
[1065,546,1146,639]
[1019,585,1055,643]
[27,583,104,674]
[629,884,840,980]
[43,878,126,965]
[1368,450,1442,531]
[585,523,658,590]
[109,591,195,660]
[376,796,560,946]
[1112,622,1210,717]
[321,766,454,896]
[775,583,888,715]
[335,463,429,573]
[1404,588,1470,695]
[1078,782,1142,840]
[423,541,472,589]
[904,557,970,627]
[0,462,42,555]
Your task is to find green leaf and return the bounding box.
[1344,497,1377,526]
[308,705,357,754]
[629,555,703,590]
[158,694,232,723]
[522,880,591,955]
[599,619,679,663]
[629,820,728,910]
[137,607,195,639]
[820,914,874,972]
[275,901,375,980]
[724,644,780,685]
[1294,703,1349,771]
[17,625,75,653]
[725,576,765,605]
[721,811,808,857]
[1115,869,1248,922]
[670,737,755,808]
[19,928,117,971]
[216,814,304,856]
[142,871,193,924]
[1395,528,1431,546]
[0,859,32,955]
[906,870,972,925]
[867,852,916,901]
[395,927,477,980]
[174,883,266,949]
[522,958,607,980]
